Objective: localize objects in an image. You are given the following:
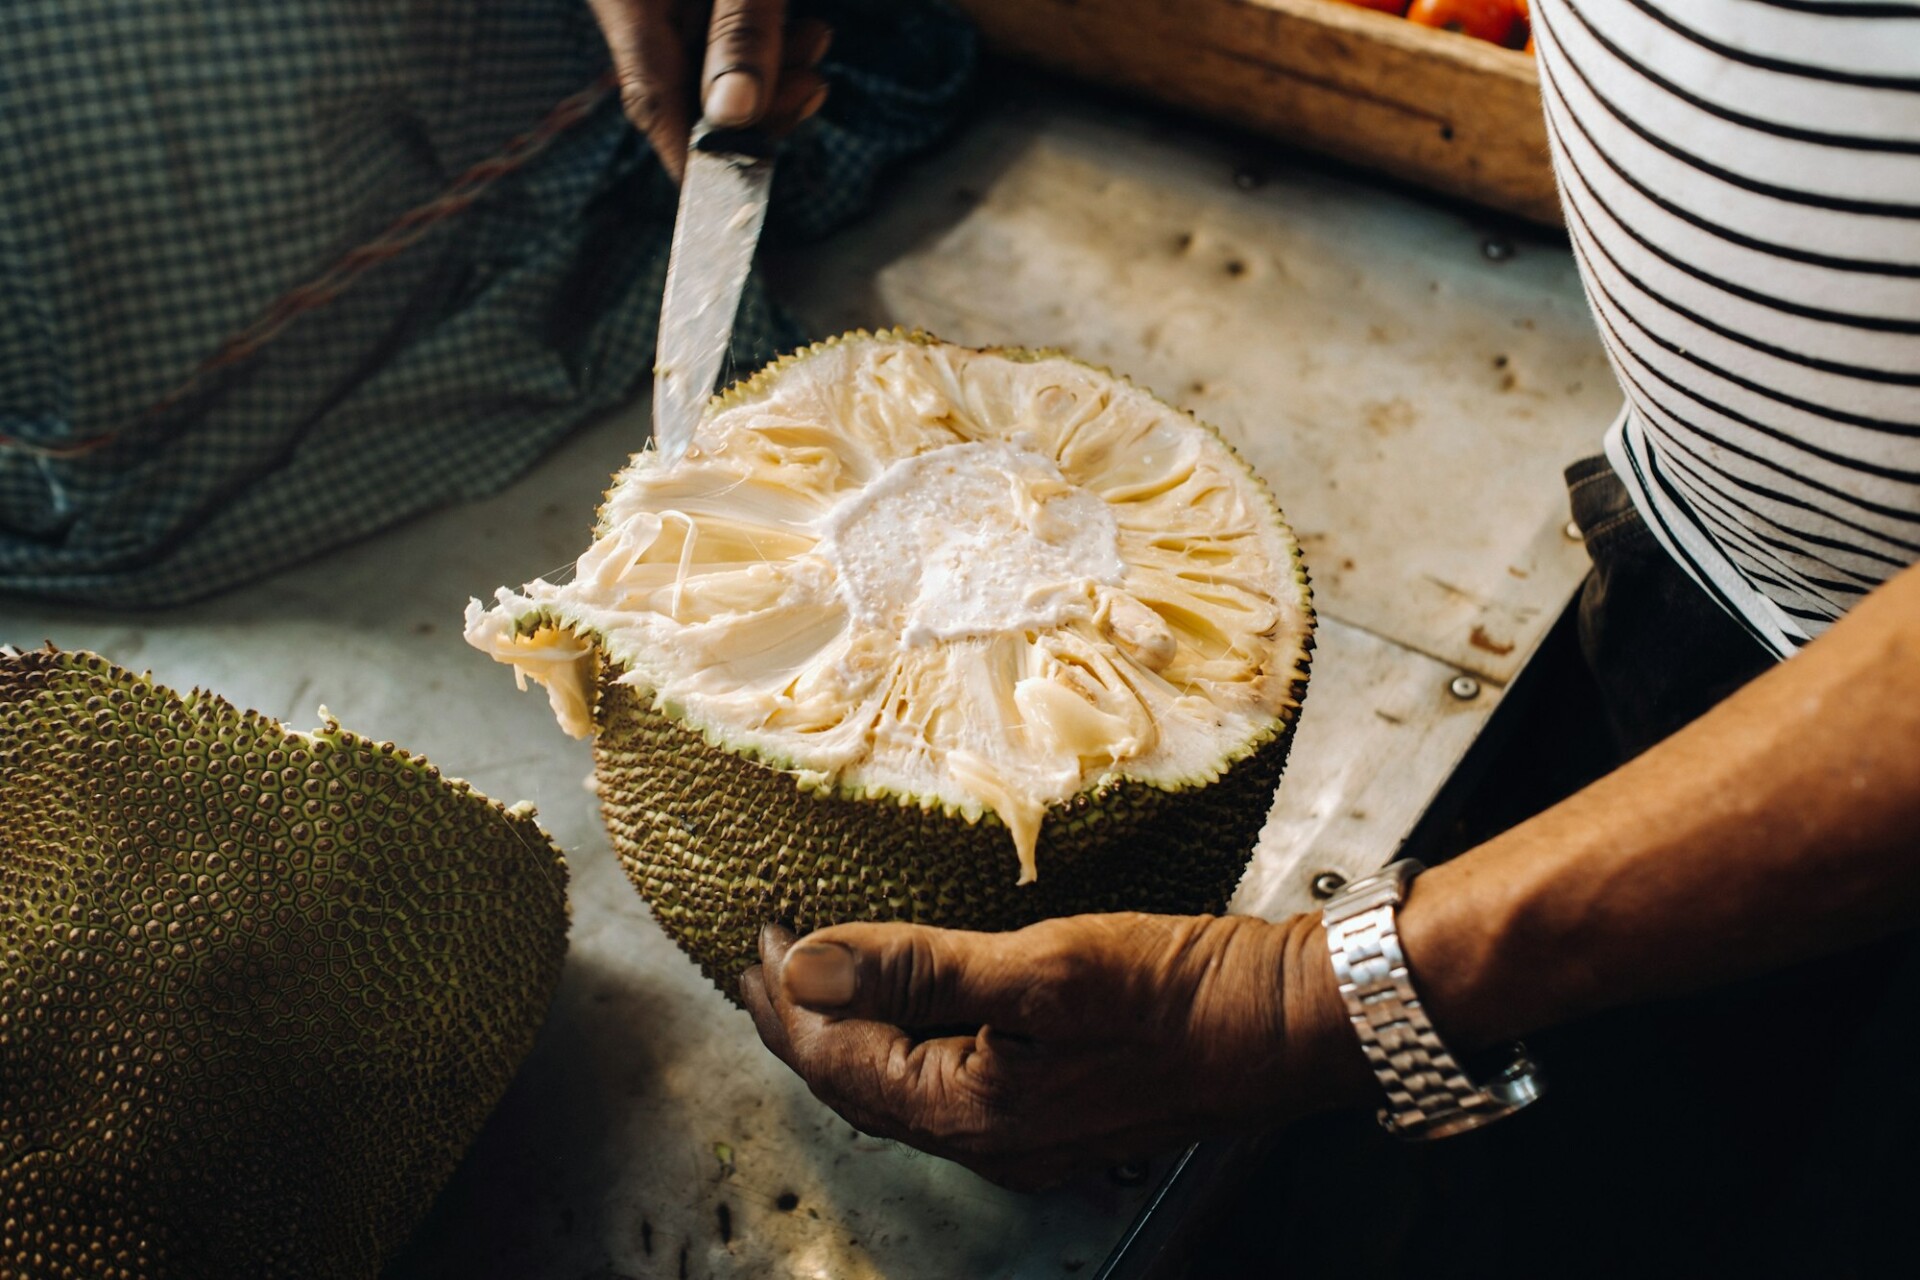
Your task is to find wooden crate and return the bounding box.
[955,0,1558,225]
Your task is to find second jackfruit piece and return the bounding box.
[0,648,570,1280]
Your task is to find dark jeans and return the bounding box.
[1193,461,1917,1280]
[1564,455,1775,757]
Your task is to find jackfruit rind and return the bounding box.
[594,668,1299,990]
[0,649,569,1280]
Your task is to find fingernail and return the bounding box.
[705,70,760,126]
[783,942,856,1007]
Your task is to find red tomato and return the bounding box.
[1406,0,1526,44]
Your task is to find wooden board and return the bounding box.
[955,0,1560,225]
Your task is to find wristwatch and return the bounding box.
[1321,859,1544,1140]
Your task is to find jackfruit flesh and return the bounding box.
[467,330,1311,985]
[0,649,569,1280]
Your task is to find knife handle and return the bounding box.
[692,121,776,161]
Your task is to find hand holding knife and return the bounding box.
[582,0,830,464]
[586,0,832,181]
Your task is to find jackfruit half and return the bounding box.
[0,648,569,1280]
[468,330,1311,989]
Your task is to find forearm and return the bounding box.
[1396,560,1920,1052]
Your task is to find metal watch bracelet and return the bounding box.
[1321,859,1544,1141]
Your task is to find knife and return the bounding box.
[650,122,777,468]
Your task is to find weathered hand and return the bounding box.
[740,913,1369,1189]
[585,0,833,180]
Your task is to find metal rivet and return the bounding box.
[1482,237,1514,262]
[1109,1161,1150,1187]
[1311,871,1348,900]
[1449,675,1481,700]
[1564,519,1582,541]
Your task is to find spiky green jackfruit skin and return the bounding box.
[594,669,1299,995]
[0,650,570,1280]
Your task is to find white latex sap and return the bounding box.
[816,439,1125,647]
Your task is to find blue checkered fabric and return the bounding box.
[0,1,974,607]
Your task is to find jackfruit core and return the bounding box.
[467,332,1310,885]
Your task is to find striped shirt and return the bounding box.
[1535,0,1920,657]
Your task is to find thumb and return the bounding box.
[781,922,1035,1031]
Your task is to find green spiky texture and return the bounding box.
[594,670,1298,996]
[0,649,570,1280]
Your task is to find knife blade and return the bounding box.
[650,123,776,469]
